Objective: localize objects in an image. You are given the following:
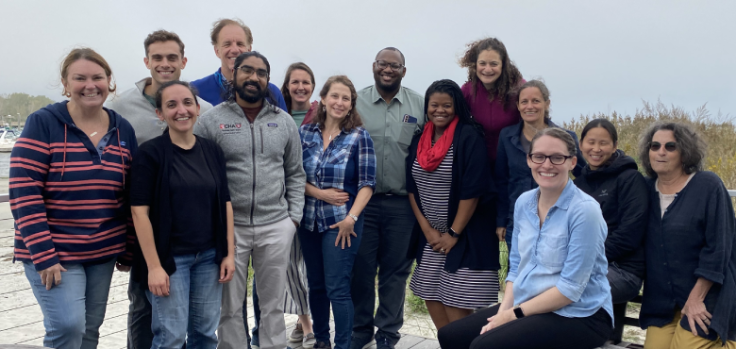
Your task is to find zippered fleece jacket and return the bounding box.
[195,100,306,226]
[106,78,212,146]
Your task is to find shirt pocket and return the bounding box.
[398,122,417,148]
[536,231,569,268]
[327,146,350,165]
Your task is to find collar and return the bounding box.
[135,77,153,93]
[370,85,405,105]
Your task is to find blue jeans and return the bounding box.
[301,222,363,349]
[351,195,415,346]
[147,248,222,349]
[23,258,115,349]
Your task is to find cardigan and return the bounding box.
[495,120,586,230]
[129,131,231,287]
[11,101,137,271]
[640,171,736,343]
[406,121,499,272]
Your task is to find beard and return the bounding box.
[374,73,402,93]
[235,81,267,103]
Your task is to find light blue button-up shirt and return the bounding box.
[507,179,613,324]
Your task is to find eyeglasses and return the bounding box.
[528,153,573,165]
[375,60,404,72]
[649,141,677,152]
[237,65,269,79]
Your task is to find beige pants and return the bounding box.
[645,310,736,349]
[218,217,296,349]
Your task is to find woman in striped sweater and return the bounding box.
[10,48,138,349]
[406,79,498,329]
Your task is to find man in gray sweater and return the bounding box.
[106,30,212,349]
[195,51,306,349]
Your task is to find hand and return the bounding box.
[116,262,131,272]
[38,263,67,290]
[496,227,506,242]
[424,227,443,248]
[682,297,712,336]
[480,309,516,334]
[219,255,236,284]
[330,217,357,249]
[320,188,349,206]
[148,267,170,297]
[434,233,458,255]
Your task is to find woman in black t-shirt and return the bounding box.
[130,81,235,349]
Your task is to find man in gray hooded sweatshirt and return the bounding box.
[195,51,306,349]
[106,29,211,349]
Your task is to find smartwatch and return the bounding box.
[447,227,460,238]
[513,305,525,319]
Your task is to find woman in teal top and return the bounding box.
[282,62,318,125]
[438,128,613,349]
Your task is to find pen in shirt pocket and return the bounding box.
[403,114,418,123]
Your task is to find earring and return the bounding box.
[322,106,326,112]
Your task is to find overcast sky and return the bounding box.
[2,0,734,123]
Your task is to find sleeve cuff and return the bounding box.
[694,268,724,285]
[556,276,586,302]
[506,272,517,283]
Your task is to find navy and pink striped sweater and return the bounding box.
[10,101,138,271]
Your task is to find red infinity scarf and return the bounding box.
[417,117,459,171]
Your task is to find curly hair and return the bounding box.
[638,121,707,178]
[459,37,522,107]
[280,62,315,114]
[312,75,363,131]
[424,79,484,136]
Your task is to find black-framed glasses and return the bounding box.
[649,141,677,152]
[375,60,404,72]
[237,65,269,79]
[528,153,573,165]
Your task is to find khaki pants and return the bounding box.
[218,217,296,349]
[645,310,736,349]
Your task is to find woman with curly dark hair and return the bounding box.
[459,37,524,166]
[406,79,498,329]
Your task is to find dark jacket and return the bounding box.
[495,120,586,230]
[406,121,499,272]
[129,131,231,288]
[573,150,647,278]
[640,171,736,343]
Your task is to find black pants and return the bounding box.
[437,304,612,349]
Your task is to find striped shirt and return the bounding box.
[10,102,138,271]
[299,123,376,232]
[412,145,454,233]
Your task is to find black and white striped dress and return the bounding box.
[408,145,499,309]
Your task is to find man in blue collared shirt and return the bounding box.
[350,48,425,349]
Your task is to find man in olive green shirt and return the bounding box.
[350,47,424,349]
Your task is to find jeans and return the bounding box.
[250,277,260,346]
[147,248,222,349]
[301,222,362,349]
[351,195,415,346]
[23,258,116,349]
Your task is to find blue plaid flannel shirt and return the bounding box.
[299,123,376,232]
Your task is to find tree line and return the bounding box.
[0,93,56,128]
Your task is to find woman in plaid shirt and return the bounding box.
[298,75,376,349]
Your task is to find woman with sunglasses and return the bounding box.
[573,119,647,344]
[495,80,584,251]
[637,122,736,348]
[438,128,613,349]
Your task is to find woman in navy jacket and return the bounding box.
[406,79,498,329]
[495,80,585,251]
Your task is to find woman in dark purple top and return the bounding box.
[459,37,524,165]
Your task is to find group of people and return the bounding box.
[8,17,736,349]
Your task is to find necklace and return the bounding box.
[86,111,106,137]
[327,130,340,141]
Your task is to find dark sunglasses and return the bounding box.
[649,141,677,152]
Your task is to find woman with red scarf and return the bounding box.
[406,79,499,329]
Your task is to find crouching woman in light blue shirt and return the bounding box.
[438,127,613,349]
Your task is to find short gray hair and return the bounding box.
[638,121,706,178]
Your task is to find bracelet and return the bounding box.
[348,214,358,222]
[448,227,460,238]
